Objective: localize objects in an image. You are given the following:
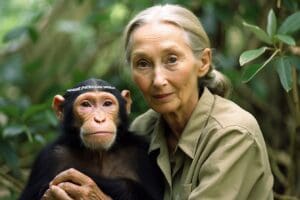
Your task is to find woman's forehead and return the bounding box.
[130,23,190,53]
[132,22,185,41]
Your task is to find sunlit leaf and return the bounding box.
[243,22,272,44]
[267,9,277,36]
[239,47,268,66]
[25,127,33,142]
[2,26,28,42]
[274,56,292,92]
[2,125,25,137]
[278,11,300,34]
[274,34,296,46]
[242,51,277,82]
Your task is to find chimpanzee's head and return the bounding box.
[52,78,132,151]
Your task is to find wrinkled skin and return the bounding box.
[42,168,112,200]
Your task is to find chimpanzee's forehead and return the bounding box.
[75,91,119,102]
[66,85,116,93]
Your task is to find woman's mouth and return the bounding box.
[152,92,173,99]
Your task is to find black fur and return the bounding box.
[19,79,164,200]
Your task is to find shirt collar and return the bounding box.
[148,115,165,153]
[149,87,216,158]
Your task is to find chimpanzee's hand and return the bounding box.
[42,168,112,200]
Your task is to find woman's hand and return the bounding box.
[42,168,112,200]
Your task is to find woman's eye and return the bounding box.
[167,55,177,64]
[137,59,150,68]
[103,101,113,107]
[81,101,91,107]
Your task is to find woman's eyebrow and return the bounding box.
[131,51,149,60]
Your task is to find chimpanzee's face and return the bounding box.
[73,91,120,150]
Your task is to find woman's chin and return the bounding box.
[151,103,177,114]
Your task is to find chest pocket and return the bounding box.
[174,183,192,200]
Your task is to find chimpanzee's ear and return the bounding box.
[52,95,65,121]
[121,90,132,115]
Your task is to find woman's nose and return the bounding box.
[152,66,167,87]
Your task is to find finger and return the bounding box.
[58,182,113,200]
[51,168,92,186]
[57,182,83,197]
[48,185,73,200]
[42,188,54,200]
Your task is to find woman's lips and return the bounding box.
[152,92,173,99]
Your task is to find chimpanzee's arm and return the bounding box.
[18,143,59,200]
[87,143,164,200]
[89,176,159,200]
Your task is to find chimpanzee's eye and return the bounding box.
[103,100,113,107]
[81,101,91,107]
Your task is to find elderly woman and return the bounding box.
[43,4,274,200]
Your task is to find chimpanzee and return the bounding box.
[19,78,164,200]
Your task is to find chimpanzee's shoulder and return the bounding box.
[119,131,150,151]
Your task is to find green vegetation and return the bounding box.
[0,0,299,199]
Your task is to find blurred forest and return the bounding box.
[0,0,299,199]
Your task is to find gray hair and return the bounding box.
[123,4,231,97]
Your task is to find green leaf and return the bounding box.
[0,140,20,176]
[27,26,39,42]
[243,22,272,44]
[25,127,33,142]
[286,55,300,70]
[2,25,39,43]
[3,26,28,42]
[274,56,293,92]
[267,9,277,36]
[242,64,263,82]
[274,34,296,46]
[278,11,300,34]
[239,47,268,66]
[242,50,278,82]
[22,103,48,121]
[2,125,25,137]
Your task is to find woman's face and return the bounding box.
[130,22,209,114]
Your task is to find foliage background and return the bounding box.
[0,0,299,199]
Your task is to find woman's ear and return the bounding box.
[197,48,211,77]
[52,95,65,121]
[121,90,132,115]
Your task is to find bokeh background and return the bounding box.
[0,0,299,199]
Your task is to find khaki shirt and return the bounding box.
[131,88,274,200]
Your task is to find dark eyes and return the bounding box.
[137,59,150,68]
[167,55,177,64]
[81,101,91,107]
[80,100,114,107]
[135,55,177,67]
[103,101,113,107]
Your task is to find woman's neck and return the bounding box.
[163,93,199,152]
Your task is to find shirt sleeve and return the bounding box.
[188,127,273,200]
[130,109,159,136]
